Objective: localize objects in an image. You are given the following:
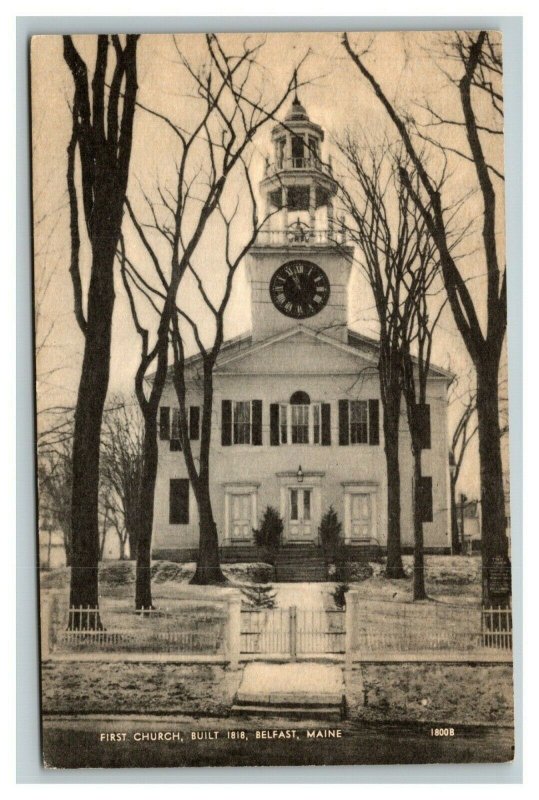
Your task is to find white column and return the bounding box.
[309,182,316,231]
[345,589,360,672]
[224,491,230,543]
[281,186,288,233]
[327,199,334,235]
[344,491,351,544]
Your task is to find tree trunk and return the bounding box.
[69,240,116,628]
[450,477,461,555]
[135,415,159,609]
[383,396,406,578]
[412,449,427,601]
[476,356,509,606]
[190,482,226,585]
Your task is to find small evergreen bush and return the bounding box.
[253,506,283,553]
[318,506,342,561]
[241,584,277,608]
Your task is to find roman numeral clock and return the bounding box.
[269,260,330,319]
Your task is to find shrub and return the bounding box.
[253,506,283,553]
[318,506,342,561]
[241,584,277,608]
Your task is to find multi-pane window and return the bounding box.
[279,403,322,445]
[170,408,182,451]
[350,400,369,444]
[280,404,288,444]
[313,403,321,445]
[233,401,251,444]
[291,404,309,443]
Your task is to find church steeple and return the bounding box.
[258,95,342,246]
[246,96,353,344]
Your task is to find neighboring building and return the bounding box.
[152,97,452,564]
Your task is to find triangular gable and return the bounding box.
[214,325,378,376]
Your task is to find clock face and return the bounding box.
[269,260,330,319]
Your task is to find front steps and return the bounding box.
[233,662,347,719]
[275,545,327,582]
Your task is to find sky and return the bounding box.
[30,30,508,498]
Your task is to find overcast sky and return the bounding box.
[31,30,508,497]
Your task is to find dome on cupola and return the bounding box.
[285,95,310,123]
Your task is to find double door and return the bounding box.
[287,487,313,541]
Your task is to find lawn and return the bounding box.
[41,554,483,605]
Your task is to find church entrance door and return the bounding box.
[287,487,313,541]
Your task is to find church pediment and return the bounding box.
[214,326,378,376]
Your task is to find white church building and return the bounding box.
[152,97,452,569]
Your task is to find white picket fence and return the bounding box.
[41,591,512,664]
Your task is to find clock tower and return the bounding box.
[246,95,353,343]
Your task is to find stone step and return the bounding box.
[230,704,343,720]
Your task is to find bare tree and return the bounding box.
[38,427,74,567]
[100,398,145,561]
[336,137,425,579]
[120,34,305,588]
[448,377,478,554]
[170,169,265,584]
[64,35,139,626]
[399,203,445,601]
[342,31,509,605]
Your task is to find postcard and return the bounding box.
[32,30,513,768]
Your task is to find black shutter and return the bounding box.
[338,400,349,445]
[369,399,380,445]
[321,403,331,446]
[189,406,200,440]
[417,403,431,449]
[159,406,170,440]
[418,476,433,523]
[169,479,189,524]
[251,400,263,445]
[221,400,232,446]
[270,403,280,446]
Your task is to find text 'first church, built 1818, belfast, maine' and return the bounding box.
[152,96,453,573]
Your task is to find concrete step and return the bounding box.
[230,704,343,720]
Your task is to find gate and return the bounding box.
[240,606,345,659]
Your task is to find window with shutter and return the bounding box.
[222,400,232,446]
[251,400,263,445]
[418,476,433,522]
[270,403,280,446]
[159,406,170,440]
[338,399,349,445]
[169,479,189,524]
[321,403,331,445]
[279,404,288,444]
[350,400,368,444]
[417,403,431,449]
[233,401,251,444]
[369,399,380,445]
[189,406,200,440]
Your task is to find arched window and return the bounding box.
[290,390,310,405]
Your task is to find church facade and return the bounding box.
[152,98,452,562]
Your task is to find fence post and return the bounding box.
[226,591,242,670]
[345,590,359,672]
[290,606,297,661]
